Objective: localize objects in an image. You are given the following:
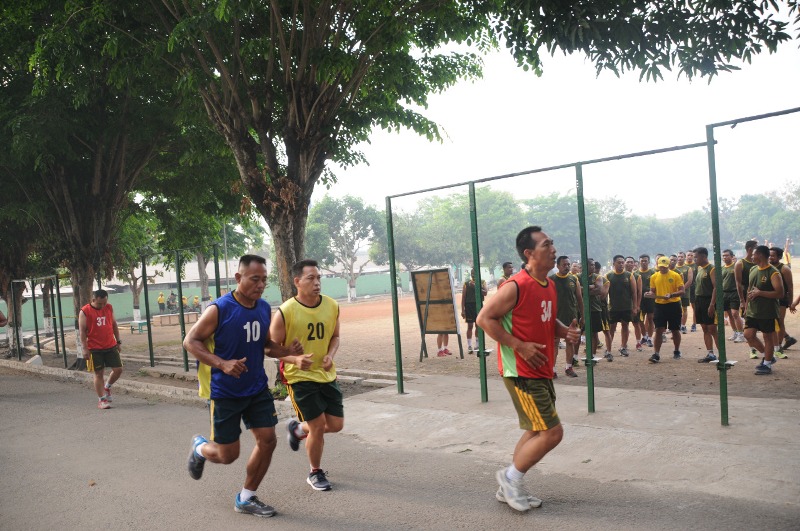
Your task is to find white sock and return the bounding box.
[104,382,111,390]
[708,350,714,356]
[294,423,307,439]
[505,464,525,482]
[239,488,256,502]
[195,442,207,459]
[467,340,473,349]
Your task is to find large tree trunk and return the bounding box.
[196,250,210,309]
[41,279,53,337]
[71,264,96,361]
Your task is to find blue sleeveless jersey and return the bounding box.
[208,292,271,399]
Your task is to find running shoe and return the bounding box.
[635,341,643,352]
[698,353,718,363]
[646,338,654,348]
[727,333,736,341]
[437,350,447,357]
[733,333,745,343]
[673,351,682,360]
[749,348,759,359]
[307,469,332,491]
[496,486,542,508]
[97,398,111,410]
[287,419,302,452]
[648,353,660,363]
[774,349,788,360]
[571,357,580,368]
[188,434,207,480]
[234,494,276,517]
[754,362,772,376]
[495,469,530,512]
[619,347,629,357]
[443,348,452,356]
[690,324,697,332]
[565,367,578,378]
[680,326,687,334]
[103,385,112,402]
[604,352,613,362]
[783,336,797,349]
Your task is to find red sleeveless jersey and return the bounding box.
[81,303,117,350]
[496,270,558,379]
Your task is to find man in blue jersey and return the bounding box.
[183,255,302,518]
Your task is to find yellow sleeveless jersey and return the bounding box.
[280,295,339,384]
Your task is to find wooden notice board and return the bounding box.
[410,268,463,360]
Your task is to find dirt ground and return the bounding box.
[24,291,800,400]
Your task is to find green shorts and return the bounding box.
[287,379,344,422]
[210,387,278,444]
[86,347,122,372]
[502,377,560,432]
[745,317,778,334]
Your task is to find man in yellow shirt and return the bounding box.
[645,256,685,363]
[270,259,341,491]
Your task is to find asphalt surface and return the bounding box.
[0,364,798,530]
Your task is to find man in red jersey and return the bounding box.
[79,289,122,409]
[477,226,580,513]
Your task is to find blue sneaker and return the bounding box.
[187,435,207,480]
[698,353,717,363]
[307,469,332,491]
[755,362,772,375]
[287,419,302,452]
[235,494,276,517]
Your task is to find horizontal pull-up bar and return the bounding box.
[708,106,800,129]
[388,140,709,200]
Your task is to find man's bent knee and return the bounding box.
[541,424,563,450]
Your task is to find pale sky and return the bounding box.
[320,40,800,218]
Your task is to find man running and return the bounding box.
[637,255,656,348]
[605,255,637,360]
[184,255,302,518]
[477,226,580,513]
[769,247,793,359]
[79,289,123,410]
[272,259,343,491]
[675,252,693,334]
[735,240,759,358]
[550,256,583,377]
[744,245,784,375]
[645,256,685,362]
[721,249,744,343]
[694,247,720,363]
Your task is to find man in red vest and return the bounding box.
[79,289,123,409]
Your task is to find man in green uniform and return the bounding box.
[694,247,720,363]
[587,259,610,361]
[626,257,644,351]
[735,240,758,358]
[675,252,693,334]
[605,255,637,360]
[744,245,784,375]
[685,250,699,332]
[721,249,744,343]
[637,255,656,348]
[768,247,793,359]
[550,256,583,377]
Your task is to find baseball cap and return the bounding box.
[657,256,670,267]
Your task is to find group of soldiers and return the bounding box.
[547,241,795,377]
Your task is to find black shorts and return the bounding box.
[694,296,718,325]
[680,296,690,308]
[744,317,777,334]
[589,311,609,333]
[723,291,740,312]
[639,298,655,315]
[86,347,122,372]
[288,379,344,422]
[210,387,278,445]
[689,288,697,303]
[609,310,632,324]
[631,309,641,324]
[464,303,477,323]
[779,297,790,308]
[654,301,682,331]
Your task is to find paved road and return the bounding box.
[1,368,798,530]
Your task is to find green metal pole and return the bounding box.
[213,244,222,300]
[30,278,41,358]
[142,256,155,367]
[54,277,66,360]
[176,252,189,372]
[468,183,488,403]
[575,164,596,413]
[50,289,64,367]
[386,197,405,394]
[705,125,729,426]
[10,282,21,360]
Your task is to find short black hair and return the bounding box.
[613,254,624,263]
[239,254,267,268]
[770,246,784,259]
[516,226,542,263]
[745,240,758,251]
[625,256,635,261]
[693,247,709,257]
[291,259,319,278]
[669,254,677,259]
[557,255,569,266]
[502,261,513,268]
[639,254,650,260]
[755,245,770,260]
[92,289,108,299]
[722,249,733,255]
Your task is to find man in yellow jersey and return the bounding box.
[157,292,166,314]
[745,246,784,375]
[721,250,744,343]
[271,259,342,491]
[768,247,793,359]
[645,257,685,363]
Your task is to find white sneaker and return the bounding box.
[495,469,530,512]
[733,333,745,343]
[496,486,542,508]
